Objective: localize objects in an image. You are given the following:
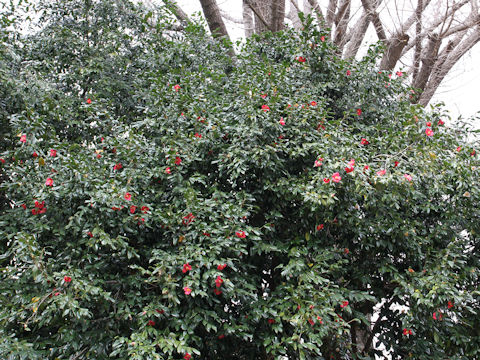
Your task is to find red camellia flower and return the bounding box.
[183,286,192,295]
[356,109,362,116]
[182,212,195,226]
[394,161,399,167]
[194,132,202,138]
[471,149,476,156]
[360,138,369,145]
[456,146,462,152]
[87,98,92,104]
[0,158,5,164]
[438,119,445,125]
[96,153,101,159]
[345,166,354,173]
[236,231,246,238]
[141,206,150,213]
[346,70,351,76]
[50,149,57,157]
[314,158,323,167]
[32,152,38,158]
[396,71,403,77]
[261,104,270,112]
[308,318,315,326]
[217,263,227,271]
[214,288,222,295]
[130,205,137,214]
[376,169,386,176]
[182,263,192,273]
[448,301,454,309]
[184,353,191,360]
[340,301,349,308]
[147,320,155,326]
[173,84,181,91]
[332,172,342,183]
[320,36,325,41]
[64,276,72,283]
[403,328,409,335]
[425,128,434,137]
[45,178,53,186]
[218,334,225,339]
[268,319,275,324]
[21,204,27,210]
[124,192,132,201]
[310,101,317,106]
[426,121,432,127]
[215,276,224,288]
[364,165,370,171]
[279,117,285,126]
[296,56,306,63]
[323,178,330,184]
[87,231,93,238]
[404,174,412,182]
[165,167,171,174]
[174,156,182,165]
[316,224,324,231]
[344,248,350,255]
[113,163,123,170]
[20,134,26,143]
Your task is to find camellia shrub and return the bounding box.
[1,1,479,359]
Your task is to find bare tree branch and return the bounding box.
[412,32,440,91]
[242,0,255,37]
[412,0,423,80]
[343,10,369,57]
[379,32,410,70]
[199,0,231,40]
[361,0,386,41]
[220,10,244,24]
[326,0,338,30]
[162,0,191,25]
[334,0,351,49]
[307,0,326,23]
[419,28,480,105]
[245,0,274,32]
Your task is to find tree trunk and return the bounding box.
[271,0,286,32]
[198,0,231,39]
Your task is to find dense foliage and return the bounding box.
[1,1,479,359]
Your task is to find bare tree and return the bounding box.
[162,0,480,106]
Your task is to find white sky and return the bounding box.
[176,0,480,126]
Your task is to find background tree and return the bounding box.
[166,0,480,107]
[1,1,480,359]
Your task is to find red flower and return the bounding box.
[425,128,433,137]
[364,165,370,171]
[403,328,408,335]
[308,318,315,326]
[130,205,137,214]
[448,301,454,309]
[182,263,192,273]
[20,134,26,143]
[332,172,342,183]
[376,169,386,176]
[345,166,354,173]
[260,93,267,99]
[217,263,227,271]
[147,320,155,326]
[165,167,171,174]
[279,118,285,126]
[310,101,317,106]
[320,36,325,41]
[87,231,93,238]
[356,109,362,116]
[194,132,202,138]
[175,156,182,165]
[456,146,462,152]
[471,149,476,156]
[346,70,351,76]
[0,158,4,164]
[438,119,445,125]
[218,334,225,339]
[50,149,57,157]
[124,192,132,201]
[394,161,399,167]
[87,98,92,104]
[215,276,224,288]
[296,56,306,63]
[396,71,403,77]
[323,178,330,184]
[182,213,195,226]
[314,158,323,167]
[173,84,181,91]
[268,319,275,324]
[316,224,324,231]
[45,178,53,186]
[235,231,246,238]
[404,174,412,182]
[184,353,191,360]
[32,152,38,158]
[214,288,222,295]
[426,121,432,127]
[96,153,101,159]
[344,248,349,255]
[340,301,349,308]
[141,206,150,213]
[21,204,27,210]
[360,138,369,146]
[113,163,123,171]
[64,276,72,283]
[261,104,270,112]
[183,286,192,295]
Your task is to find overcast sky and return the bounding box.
[175,0,480,127]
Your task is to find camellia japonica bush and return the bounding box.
[1,1,479,359]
